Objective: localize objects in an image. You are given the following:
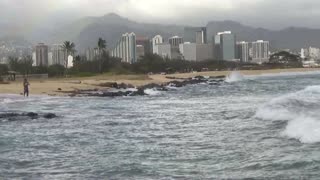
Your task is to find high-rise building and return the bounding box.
[153,43,172,59]
[236,41,249,62]
[169,36,183,47]
[35,43,49,66]
[179,43,213,61]
[308,47,320,59]
[152,43,182,60]
[85,47,100,61]
[184,27,207,44]
[152,35,164,54]
[48,52,53,66]
[111,32,137,64]
[252,40,270,64]
[52,44,67,66]
[136,45,145,59]
[214,31,236,61]
[300,48,306,59]
[32,52,36,66]
[136,36,151,55]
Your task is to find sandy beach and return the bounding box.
[1,68,320,96]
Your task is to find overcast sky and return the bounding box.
[0,0,319,29]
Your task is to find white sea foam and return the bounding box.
[226,71,244,83]
[282,116,320,144]
[166,84,178,90]
[144,89,161,96]
[109,88,138,92]
[255,85,320,143]
[0,94,59,106]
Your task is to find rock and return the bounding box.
[43,113,57,119]
[194,76,206,80]
[0,112,57,121]
[26,112,38,118]
[55,75,225,98]
[126,84,135,89]
[97,82,134,89]
[98,82,118,88]
[57,88,62,91]
[130,88,146,96]
[117,83,128,89]
[210,75,226,79]
[141,83,160,89]
[168,81,185,88]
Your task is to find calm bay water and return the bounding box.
[1,72,320,179]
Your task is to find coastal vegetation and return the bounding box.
[0,53,304,79]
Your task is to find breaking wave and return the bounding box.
[255,85,320,143]
[144,89,162,96]
[226,71,244,83]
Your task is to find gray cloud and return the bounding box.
[1,0,320,29]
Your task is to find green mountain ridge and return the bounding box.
[1,13,320,52]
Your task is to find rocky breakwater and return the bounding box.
[60,75,226,97]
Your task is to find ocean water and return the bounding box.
[1,72,320,179]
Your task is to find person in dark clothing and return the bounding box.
[23,78,30,97]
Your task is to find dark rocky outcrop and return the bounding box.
[43,113,57,119]
[62,75,226,97]
[140,83,168,91]
[165,75,226,88]
[97,82,134,89]
[97,82,118,88]
[117,83,135,89]
[130,88,146,96]
[0,112,58,121]
[26,112,39,119]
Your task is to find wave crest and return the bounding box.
[144,89,161,96]
[255,85,320,143]
[226,71,244,83]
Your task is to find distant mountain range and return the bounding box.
[1,13,320,52]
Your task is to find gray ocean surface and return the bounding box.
[1,72,320,179]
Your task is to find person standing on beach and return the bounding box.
[23,78,30,97]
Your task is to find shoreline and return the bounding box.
[1,68,320,96]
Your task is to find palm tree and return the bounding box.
[97,38,107,73]
[98,38,106,53]
[62,41,76,68]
